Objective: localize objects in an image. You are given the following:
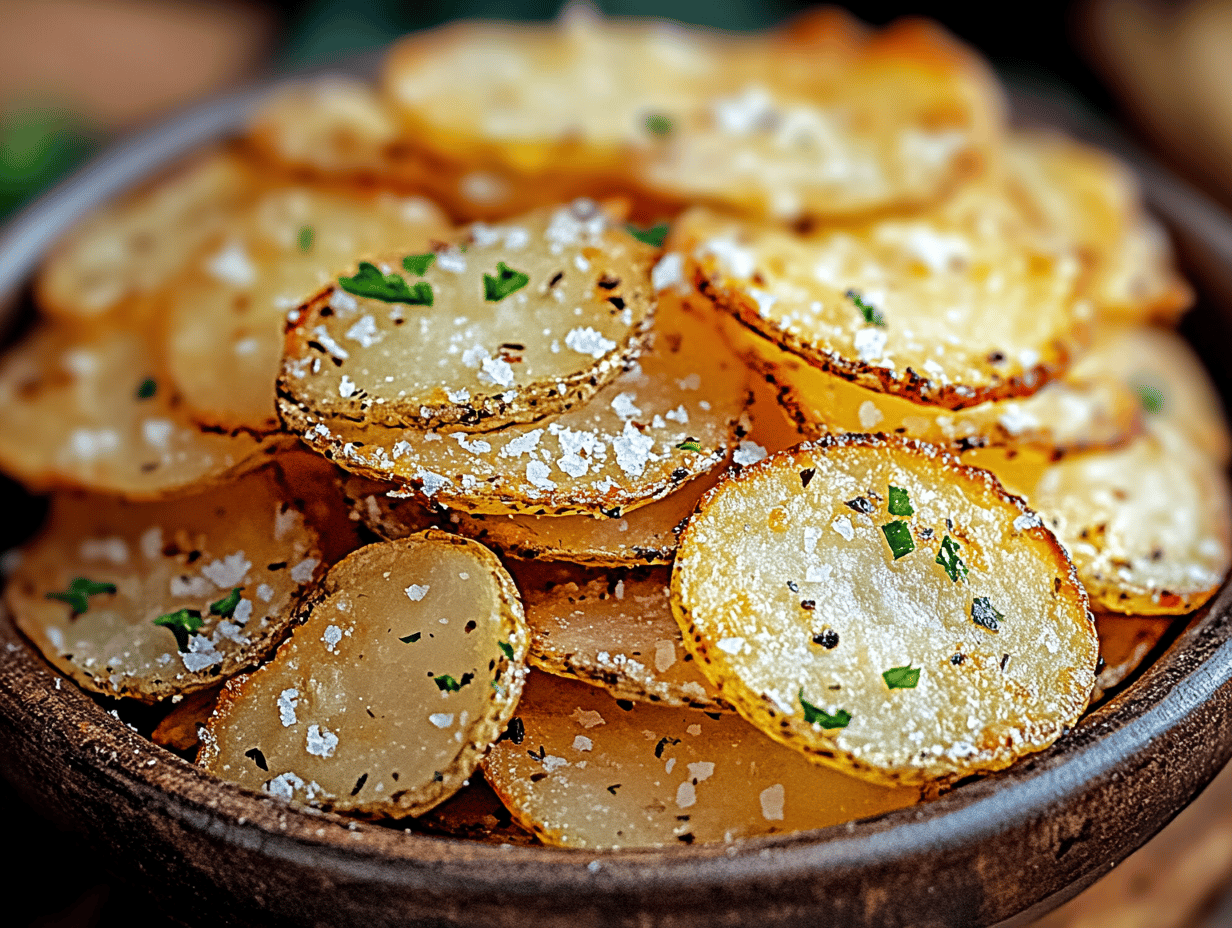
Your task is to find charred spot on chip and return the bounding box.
[245,747,269,771]
[813,629,840,650]
[845,497,874,514]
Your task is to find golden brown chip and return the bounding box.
[0,324,277,499]
[672,434,1097,786]
[414,776,539,845]
[275,451,365,565]
[6,465,325,702]
[166,185,451,432]
[152,685,221,752]
[674,186,1086,411]
[1091,612,1171,703]
[279,201,656,432]
[286,294,750,516]
[198,532,528,818]
[483,671,920,848]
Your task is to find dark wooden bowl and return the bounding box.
[1,67,1230,928]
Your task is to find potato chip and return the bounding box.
[675,187,1086,411]
[483,671,920,848]
[1091,613,1171,704]
[285,294,750,516]
[167,185,451,432]
[279,201,656,432]
[0,324,277,499]
[152,685,221,752]
[516,563,728,710]
[1031,421,1231,615]
[338,472,441,542]
[5,465,324,702]
[36,148,258,321]
[414,776,539,845]
[198,532,528,818]
[275,451,365,565]
[671,434,1097,786]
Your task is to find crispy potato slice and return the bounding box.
[6,465,324,702]
[675,188,1086,411]
[275,451,365,565]
[339,472,441,541]
[198,533,528,818]
[152,685,221,752]
[414,776,539,845]
[36,148,258,321]
[514,562,728,711]
[384,11,1003,221]
[671,434,1097,786]
[1091,613,1171,704]
[1031,422,1232,615]
[0,324,277,499]
[1005,131,1192,324]
[285,294,750,516]
[280,201,656,432]
[730,311,1141,453]
[483,671,920,848]
[167,185,451,432]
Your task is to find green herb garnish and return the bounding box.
[644,114,673,136]
[154,608,203,652]
[799,689,851,729]
[626,221,669,248]
[882,665,921,690]
[483,262,530,302]
[208,587,243,618]
[881,520,915,560]
[888,485,913,517]
[338,261,433,305]
[402,252,436,276]
[498,640,514,659]
[846,289,885,326]
[971,596,1003,632]
[135,377,156,400]
[1133,381,1165,415]
[399,632,421,644]
[676,440,702,453]
[45,577,116,615]
[434,674,462,692]
[298,225,314,253]
[935,535,968,583]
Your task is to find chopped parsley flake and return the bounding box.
[644,113,673,136]
[434,673,474,692]
[483,262,530,302]
[676,440,701,453]
[136,377,157,400]
[882,665,920,690]
[799,689,851,729]
[888,485,913,516]
[154,608,203,652]
[498,640,514,659]
[971,596,1003,632]
[297,225,314,252]
[846,289,885,326]
[1133,381,1165,415]
[402,252,436,276]
[399,632,421,644]
[881,520,915,560]
[45,577,116,615]
[338,261,433,305]
[627,222,669,247]
[209,587,243,618]
[936,535,968,583]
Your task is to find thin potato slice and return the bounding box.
[483,671,920,848]
[339,472,441,542]
[0,324,276,499]
[279,201,656,432]
[675,189,1085,411]
[5,465,324,702]
[167,185,451,432]
[1091,613,1171,704]
[1031,422,1232,615]
[671,434,1097,786]
[1004,131,1191,324]
[152,685,221,752]
[514,562,728,711]
[286,295,750,516]
[198,533,528,818]
[36,148,258,321]
[274,451,365,565]
[414,776,540,845]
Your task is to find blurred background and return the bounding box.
[6,1,1232,926]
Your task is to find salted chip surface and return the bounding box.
[0,324,274,499]
[36,149,257,321]
[671,434,1097,786]
[516,563,727,711]
[198,533,528,818]
[6,465,324,702]
[1031,421,1232,616]
[1091,613,1171,704]
[167,185,450,431]
[483,672,919,848]
[286,295,750,516]
[280,201,656,432]
[675,189,1085,411]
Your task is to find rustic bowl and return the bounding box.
[1,65,1231,928]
